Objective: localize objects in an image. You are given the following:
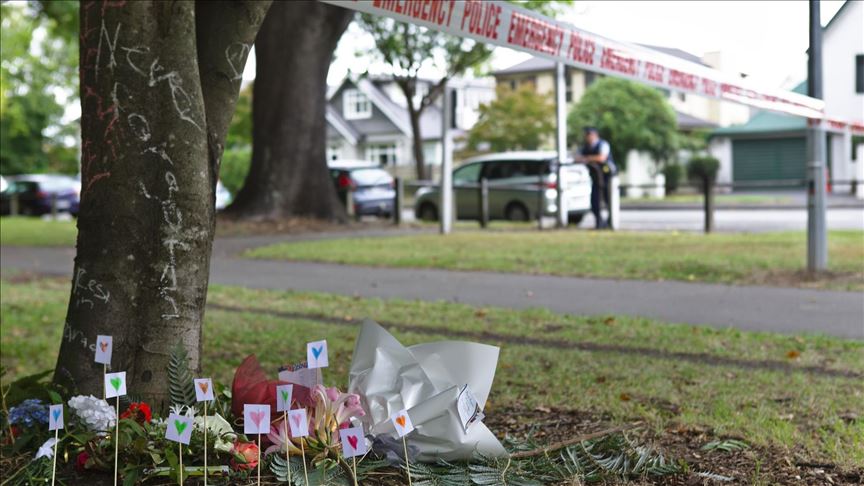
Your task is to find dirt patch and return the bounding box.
[215,215,409,237]
[485,406,864,485]
[746,268,864,292]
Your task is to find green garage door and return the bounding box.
[732,137,806,182]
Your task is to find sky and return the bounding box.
[241,0,847,91]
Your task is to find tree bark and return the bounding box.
[226,1,353,221]
[54,0,270,409]
[407,102,427,180]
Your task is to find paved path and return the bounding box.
[2,234,862,339]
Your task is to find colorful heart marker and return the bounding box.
[306,340,329,369]
[48,404,64,431]
[243,404,270,435]
[194,378,214,402]
[390,409,415,438]
[94,335,113,364]
[287,408,309,438]
[276,384,293,412]
[165,413,193,445]
[104,371,126,399]
[339,426,367,458]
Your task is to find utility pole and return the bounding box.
[807,0,827,271]
[440,86,453,235]
[554,62,567,228]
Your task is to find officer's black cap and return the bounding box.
[583,126,599,134]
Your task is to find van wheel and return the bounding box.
[505,202,530,222]
[568,212,585,226]
[418,203,438,222]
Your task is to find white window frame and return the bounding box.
[365,143,399,166]
[344,89,372,120]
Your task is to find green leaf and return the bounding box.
[167,343,197,408]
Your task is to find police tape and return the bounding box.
[321,0,863,134]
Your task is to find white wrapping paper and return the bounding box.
[348,320,507,461]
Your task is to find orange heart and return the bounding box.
[198,381,209,394]
[99,341,109,352]
[395,415,406,428]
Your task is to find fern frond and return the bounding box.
[167,344,196,407]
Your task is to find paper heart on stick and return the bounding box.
[250,411,265,428]
[99,341,109,352]
[174,420,188,435]
[395,415,407,428]
[110,377,122,391]
[346,435,358,450]
[198,381,209,395]
[52,409,62,421]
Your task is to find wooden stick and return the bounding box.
[402,435,411,486]
[113,397,119,486]
[179,443,183,485]
[352,455,358,486]
[203,401,207,486]
[1,385,15,445]
[300,438,308,486]
[257,433,261,486]
[51,427,58,486]
[508,424,637,459]
[283,411,291,485]
[103,364,107,400]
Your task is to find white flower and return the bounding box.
[169,404,195,418]
[194,413,235,453]
[68,395,116,432]
[34,438,58,460]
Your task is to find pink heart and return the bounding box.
[250,410,265,428]
[292,414,301,428]
[347,435,358,450]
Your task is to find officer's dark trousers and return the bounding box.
[589,170,612,228]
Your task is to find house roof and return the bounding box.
[676,110,718,130]
[492,43,707,75]
[325,105,360,145]
[824,0,853,32]
[711,82,808,136]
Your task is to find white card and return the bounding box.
[390,409,414,438]
[276,384,293,412]
[456,384,484,432]
[278,367,322,389]
[94,335,112,365]
[165,413,193,445]
[287,408,309,438]
[104,371,127,398]
[339,426,367,458]
[49,404,64,431]
[194,378,214,402]
[306,340,329,369]
[243,404,270,435]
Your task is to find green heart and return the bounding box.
[281,390,289,402]
[110,377,122,391]
[174,420,188,435]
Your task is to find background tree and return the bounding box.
[467,86,555,152]
[568,77,678,171]
[0,1,79,175]
[358,16,492,180]
[53,1,270,407]
[227,1,353,220]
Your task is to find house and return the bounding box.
[708,0,864,195]
[491,45,749,196]
[325,76,495,177]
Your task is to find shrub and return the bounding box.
[662,163,683,194]
[687,156,720,184]
[220,146,251,195]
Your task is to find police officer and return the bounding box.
[575,127,617,229]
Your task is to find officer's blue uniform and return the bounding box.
[581,139,617,228]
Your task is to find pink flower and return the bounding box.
[265,420,300,456]
[230,441,259,471]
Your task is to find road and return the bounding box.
[3,228,862,339]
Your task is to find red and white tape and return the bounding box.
[323,0,863,134]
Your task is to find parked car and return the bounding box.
[215,181,232,210]
[413,151,592,224]
[0,174,81,216]
[329,160,396,218]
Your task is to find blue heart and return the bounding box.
[52,409,61,421]
[312,346,323,359]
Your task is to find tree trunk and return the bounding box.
[408,104,427,180]
[226,1,353,220]
[54,0,270,409]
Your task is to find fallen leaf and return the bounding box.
[603,317,615,326]
[534,406,551,413]
[786,350,801,359]
[474,309,487,319]
[595,376,607,384]
[619,393,631,402]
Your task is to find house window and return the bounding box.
[344,89,371,120]
[677,92,686,102]
[509,79,517,90]
[856,54,864,94]
[565,68,573,102]
[366,143,398,166]
[326,144,341,161]
[584,71,596,89]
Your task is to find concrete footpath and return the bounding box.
[2,235,862,340]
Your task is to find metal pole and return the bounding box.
[346,189,356,220]
[537,172,544,230]
[393,177,403,225]
[609,175,620,230]
[554,62,567,228]
[703,177,714,233]
[51,193,58,220]
[479,178,489,228]
[807,0,827,271]
[440,86,453,234]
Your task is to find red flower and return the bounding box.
[75,451,90,472]
[230,441,259,471]
[120,402,152,424]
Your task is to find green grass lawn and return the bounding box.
[247,230,864,291]
[0,217,78,246]
[623,194,796,205]
[2,277,862,468]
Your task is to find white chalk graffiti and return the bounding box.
[225,42,250,81]
[127,113,151,142]
[73,267,111,309]
[95,19,121,81]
